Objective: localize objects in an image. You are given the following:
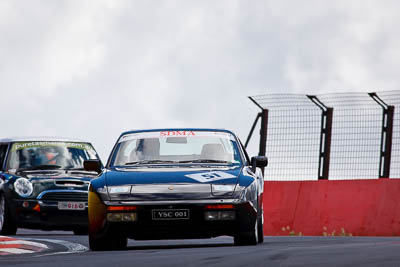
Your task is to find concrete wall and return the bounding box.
[263,179,400,236]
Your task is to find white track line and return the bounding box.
[0,237,88,256]
[27,238,88,257]
[0,248,35,254]
[0,240,48,249]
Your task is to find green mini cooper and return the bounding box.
[0,137,102,235]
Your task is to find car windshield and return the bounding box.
[6,141,99,172]
[111,130,242,167]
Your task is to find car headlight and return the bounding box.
[107,185,131,195]
[211,184,236,196]
[14,178,33,197]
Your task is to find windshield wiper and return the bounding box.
[65,168,97,173]
[17,165,62,172]
[124,160,176,165]
[177,159,230,164]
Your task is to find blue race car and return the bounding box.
[85,129,267,250]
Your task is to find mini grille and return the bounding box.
[40,192,88,202]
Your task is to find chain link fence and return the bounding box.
[249,94,321,181]
[248,91,400,181]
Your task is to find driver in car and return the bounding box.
[38,147,59,165]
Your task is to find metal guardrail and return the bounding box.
[247,91,399,181]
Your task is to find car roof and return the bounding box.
[120,128,235,136]
[0,136,90,143]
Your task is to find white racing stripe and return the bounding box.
[0,248,35,254]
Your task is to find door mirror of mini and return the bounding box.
[84,159,102,174]
[251,156,268,173]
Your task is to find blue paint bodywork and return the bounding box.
[88,128,265,245]
[90,128,261,203]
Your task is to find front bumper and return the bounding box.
[90,196,257,240]
[9,199,88,230]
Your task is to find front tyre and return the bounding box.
[234,218,258,246]
[0,194,17,235]
[89,231,127,251]
[257,198,264,243]
[257,214,264,243]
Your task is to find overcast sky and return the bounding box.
[1,0,399,160]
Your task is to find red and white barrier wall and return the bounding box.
[262,179,400,236]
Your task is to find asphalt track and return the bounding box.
[1,229,400,267]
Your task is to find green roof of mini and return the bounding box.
[0,136,89,143]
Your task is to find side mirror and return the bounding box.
[84,159,102,174]
[251,156,268,173]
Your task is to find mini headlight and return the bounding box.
[14,178,33,197]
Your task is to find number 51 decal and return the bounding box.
[185,171,236,183]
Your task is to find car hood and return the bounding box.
[104,166,242,201]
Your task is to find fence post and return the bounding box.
[247,96,269,156]
[368,92,394,178]
[259,109,269,157]
[307,95,333,180]
[247,96,269,175]
[245,112,261,149]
